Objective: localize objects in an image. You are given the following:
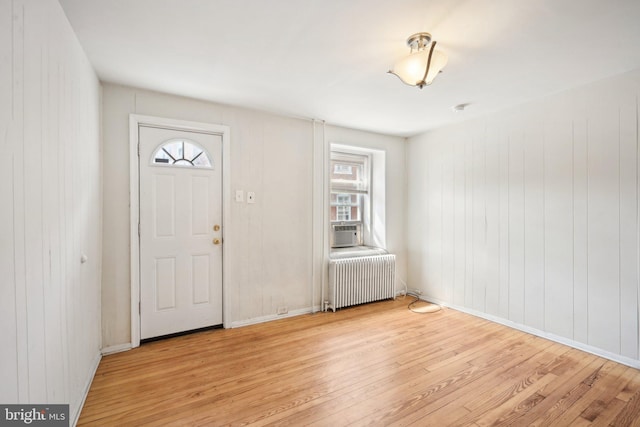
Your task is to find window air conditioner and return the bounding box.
[331,224,362,248]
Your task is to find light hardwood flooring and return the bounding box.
[79,298,640,426]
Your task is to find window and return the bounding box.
[152,139,212,168]
[329,144,386,249]
[333,164,353,175]
[330,151,369,225]
[336,194,351,221]
[333,193,360,222]
[337,205,351,221]
[335,193,358,221]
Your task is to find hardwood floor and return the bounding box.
[79,298,640,426]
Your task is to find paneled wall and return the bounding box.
[100,84,406,349]
[407,69,640,366]
[0,0,102,422]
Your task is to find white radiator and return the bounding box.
[326,254,396,311]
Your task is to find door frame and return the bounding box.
[129,114,231,348]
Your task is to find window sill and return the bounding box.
[329,246,388,259]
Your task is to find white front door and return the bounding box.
[139,125,223,340]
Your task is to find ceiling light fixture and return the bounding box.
[388,32,447,89]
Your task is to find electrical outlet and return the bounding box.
[277,306,288,315]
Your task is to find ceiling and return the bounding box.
[59,0,640,137]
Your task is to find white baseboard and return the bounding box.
[422,295,640,370]
[101,343,133,355]
[103,306,325,352]
[72,351,102,427]
[229,306,319,328]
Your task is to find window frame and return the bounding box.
[329,150,371,228]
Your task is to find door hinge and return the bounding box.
[137,143,140,157]
[138,222,141,237]
[139,301,141,314]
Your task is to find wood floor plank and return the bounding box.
[285,331,536,426]
[499,355,604,427]
[442,345,582,425]
[352,336,556,426]
[610,388,640,427]
[539,361,631,426]
[78,298,640,426]
[578,366,640,423]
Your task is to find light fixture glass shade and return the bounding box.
[389,49,448,88]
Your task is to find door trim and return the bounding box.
[129,114,231,348]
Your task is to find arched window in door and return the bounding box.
[151,139,212,168]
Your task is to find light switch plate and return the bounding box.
[235,190,244,202]
[247,191,256,204]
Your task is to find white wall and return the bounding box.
[0,0,102,423]
[407,68,640,366]
[101,84,406,348]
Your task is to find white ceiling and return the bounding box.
[59,0,640,137]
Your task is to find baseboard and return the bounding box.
[71,351,101,427]
[102,307,324,350]
[229,306,318,328]
[101,343,133,355]
[422,295,640,370]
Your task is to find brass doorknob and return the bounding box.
[213,238,221,245]
[213,224,220,231]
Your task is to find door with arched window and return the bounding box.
[139,125,223,339]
